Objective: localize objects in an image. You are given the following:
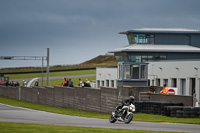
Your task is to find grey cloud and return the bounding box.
[0,0,200,68]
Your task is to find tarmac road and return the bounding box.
[0,103,200,133]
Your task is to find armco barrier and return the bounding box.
[0,85,194,115]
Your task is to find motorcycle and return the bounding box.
[109,103,135,124]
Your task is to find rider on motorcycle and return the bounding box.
[115,96,135,120]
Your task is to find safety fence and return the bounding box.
[135,101,200,118]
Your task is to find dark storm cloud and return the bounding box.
[0,0,200,68]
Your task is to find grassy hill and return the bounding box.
[0,55,117,73]
[80,55,117,66]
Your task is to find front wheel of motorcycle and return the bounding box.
[124,113,133,124]
[109,114,117,123]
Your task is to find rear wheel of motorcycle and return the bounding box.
[124,113,133,124]
[109,114,117,123]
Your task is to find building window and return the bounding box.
[128,55,166,63]
[106,80,109,87]
[141,65,147,79]
[127,34,155,44]
[152,80,154,86]
[118,63,148,80]
[101,81,104,87]
[118,64,123,80]
[111,80,114,87]
[146,34,154,44]
[97,80,100,88]
[130,65,140,79]
[181,79,186,95]
[124,65,130,79]
[163,79,168,86]
[172,78,177,87]
[154,55,167,60]
[157,79,160,86]
[128,55,141,62]
[127,34,135,44]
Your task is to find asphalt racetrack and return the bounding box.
[0,103,200,133]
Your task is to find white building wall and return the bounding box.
[96,67,117,88]
[96,60,200,106]
[148,60,200,105]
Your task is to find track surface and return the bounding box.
[0,103,199,133]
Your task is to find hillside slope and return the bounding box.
[0,55,117,73]
[80,55,117,66]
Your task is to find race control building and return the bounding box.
[96,28,200,105]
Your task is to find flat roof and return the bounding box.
[109,44,200,53]
[120,28,200,34]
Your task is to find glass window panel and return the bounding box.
[111,80,114,87]
[132,34,155,44]
[136,56,141,62]
[118,64,123,80]
[124,65,130,79]
[127,34,136,44]
[141,65,147,79]
[148,55,153,59]
[106,80,109,87]
[101,81,104,86]
[130,65,139,79]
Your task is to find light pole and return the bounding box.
[159,67,162,86]
[46,48,50,86]
[175,67,180,94]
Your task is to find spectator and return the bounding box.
[35,80,38,86]
[5,80,8,87]
[85,78,91,87]
[62,78,66,86]
[23,80,27,87]
[69,78,74,87]
[15,81,19,87]
[10,81,14,86]
[64,78,69,87]
[0,78,3,84]
[78,78,82,86]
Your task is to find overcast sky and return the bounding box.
[0,0,200,68]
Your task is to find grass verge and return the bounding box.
[0,122,181,133]
[5,69,96,80]
[0,97,200,125]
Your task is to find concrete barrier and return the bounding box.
[0,85,193,114]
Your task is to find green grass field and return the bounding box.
[5,69,96,80]
[0,122,182,133]
[5,69,96,87]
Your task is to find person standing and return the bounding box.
[23,80,27,87]
[85,78,91,87]
[62,78,66,86]
[69,78,74,87]
[159,84,169,94]
[78,78,82,86]
[35,80,38,86]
